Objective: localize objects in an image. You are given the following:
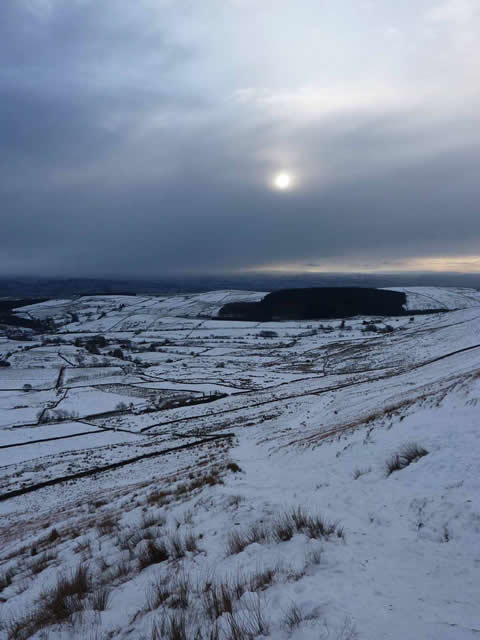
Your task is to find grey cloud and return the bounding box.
[1,0,479,277]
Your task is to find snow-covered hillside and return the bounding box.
[384,286,480,311]
[14,288,480,329]
[1,289,479,639]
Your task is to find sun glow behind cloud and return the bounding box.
[1,0,480,277]
[246,255,480,274]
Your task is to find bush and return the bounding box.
[226,593,269,637]
[97,515,117,536]
[352,467,371,480]
[138,540,169,570]
[385,454,403,476]
[7,564,91,639]
[146,575,171,610]
[169,573,191,610]
[203,580,235,621]
[272,513,295,542]
[385,442,429,476]
[247,567,277,592]
[0,566,15,592]
[290,506,343,540]
[184,532,198,553]
[153,611,188,640]
[282,603,303,631]
[226,523,268,555]
[30,550,57,575]
[90,586,111,611]
[401,442,429,464]
[226,507,343,555]
[141,511,166,530]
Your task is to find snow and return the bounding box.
[1,287,480,639]
[384,286,480,311]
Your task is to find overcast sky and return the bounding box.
[1,0,479,277]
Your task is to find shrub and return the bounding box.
[90,586,111,611]
[141,511,166,530]
[73,538,91,555]
[305,549,322,566]
[147,489,171,506]
[154,611,188,640]
[401,442,429,464]
[106,559,131,582]
[290,506,343,540]
[282,603,321,632]
[272,513,296,542]
[282,603,303,631]
[247,567,277,592]
[0,566,15,592]
[46,564,91,615]
[385,442,429,476]
[30,550,57,575]
[385,454,403,476]
[184,532,198,553]
[97,515,117,536]
[227,593,269,637]
[146,575,171,610]
[226,523,268,555]
[138,540,169,570]
[352,467,371,479]
[227,508,343,554]
[169,573,191,610]
[168,531,188,559]
[7,564,92,639]
[203,581,235,621]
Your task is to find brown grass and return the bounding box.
[385,442,429,476]
[227,507,343,555]
[138,540,169,570]
[6,564,91,640]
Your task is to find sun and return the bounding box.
[273,172,292,190]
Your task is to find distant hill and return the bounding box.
[219,287,408,320]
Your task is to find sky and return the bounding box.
[1,0,480,277]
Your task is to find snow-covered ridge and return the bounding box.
[14,287,480,327]
[383,286,480,311]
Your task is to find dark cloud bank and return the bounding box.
[1,1,479,279]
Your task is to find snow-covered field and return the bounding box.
[0,287,479,639]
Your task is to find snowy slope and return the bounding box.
[0,290,480,640]
[384,286,480,310]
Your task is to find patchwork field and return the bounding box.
[0,287,479,639]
